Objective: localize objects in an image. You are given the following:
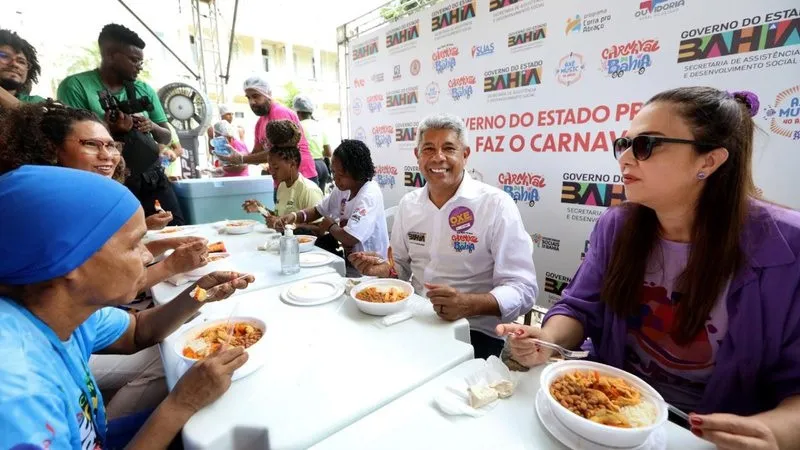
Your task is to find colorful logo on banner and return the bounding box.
[449,75,477,100]
[433,44,460,74]
[395,122,418,144]
[490,0,545,20]
[555,52,586,86]
[354,78,366,89]
[352,97,363,115]
[366,94,384,113]
[352,38,379,62]
[448,206,475,232]
[372,125,394,148]
[601,39,660,78]
[404,166,427,187]
[354,127,367,143]
[375,165,398,189]
[484,61,543,92]
[635,0,688,19]
[561,173,626,222]
[763,85,800,141]
[545,272,572,297]
[508,24,547,51]
[566,9,612,35]
[386,87,419,108]
[432,0,477,33]
[531,233,561,252]
[410,59,422,76]
[386,19,421,49]
[426,82,441,104]
[677,16,800,64]
[371,73,385,83]
[498,172,545,207]
[393,65,402,80]
[472,43,495,58]
[566,15,582,34]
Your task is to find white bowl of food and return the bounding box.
[540,360,668,448]
[176,317,267,379]
[186,253,231,277]
[296,235,317,253]
[225,220,257,235]
[350,278,414,316]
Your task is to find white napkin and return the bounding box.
[433,356,518,418]
[165,273,200,286]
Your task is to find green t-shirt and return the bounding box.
[56,70,167,124]
[16,93,46,104]
[300,118,329,160]
[276,174,324,217]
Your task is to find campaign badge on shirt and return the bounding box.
[448,206,474,232]
[339,198,347,218]
[449,206,478,253]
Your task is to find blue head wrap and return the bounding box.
[0,166,141,285]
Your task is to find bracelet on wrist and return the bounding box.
[290,212,298,223]
[299,210,307,223]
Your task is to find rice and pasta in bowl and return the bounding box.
[540,360,668,448]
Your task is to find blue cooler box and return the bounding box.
[173,176,275,224]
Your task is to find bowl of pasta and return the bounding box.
[175,317,267,380]
[540,360,668,448]
[350,279,414,316]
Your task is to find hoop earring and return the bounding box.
[697,172,707,180]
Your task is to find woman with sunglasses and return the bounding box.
[499,87,800,449]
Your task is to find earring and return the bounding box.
[697,172,707,180]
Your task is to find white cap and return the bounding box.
[218,104,231,116]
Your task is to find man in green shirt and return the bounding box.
[58,24,185,225]
[293,95,332,191]
[0,29,45,109]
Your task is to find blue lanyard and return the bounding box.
[13,303,107,446]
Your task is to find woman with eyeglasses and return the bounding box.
[499,87,800,449]
[0,102,213,421]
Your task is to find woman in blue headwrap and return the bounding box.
[0,100,208,290]
[0,166,256,449]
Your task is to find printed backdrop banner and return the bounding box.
[347,0,800,308]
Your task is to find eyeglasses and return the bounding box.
[0,50,29,69]
[67,139,124,155]
[613,135,716,161]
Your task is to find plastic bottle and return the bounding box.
[280,226,300,275]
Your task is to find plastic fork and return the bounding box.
[531,339,590,359]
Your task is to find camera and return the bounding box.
[97,88,153,123]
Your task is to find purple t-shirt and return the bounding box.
[624,239,729,410]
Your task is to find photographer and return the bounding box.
[57,24,184,226]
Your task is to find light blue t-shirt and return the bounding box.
[0,298,130,450]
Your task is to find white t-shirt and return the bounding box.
[316,180,389,257]
[391,172,539,337]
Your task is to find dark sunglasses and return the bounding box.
[613,135,716,161]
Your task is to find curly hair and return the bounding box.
[266,120,301,167]
[0,29,41,94]
[0,100,127,182]
[98,23,146,49]
[333,139,375,182]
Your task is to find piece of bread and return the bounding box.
[191,286,208,302]
[208,241,227,253]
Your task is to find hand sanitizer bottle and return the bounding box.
[280,225,300,275]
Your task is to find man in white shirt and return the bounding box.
[350,113,538,358]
